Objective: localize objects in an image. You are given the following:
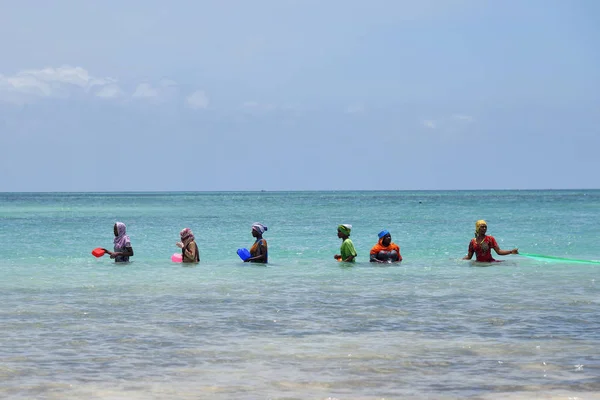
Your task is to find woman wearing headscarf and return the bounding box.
[370,230,402,263]
[176,228,200,263]
[334,224,357,262]
[245,223,268,263]
[104,222,134,263]
[463,220,518,262]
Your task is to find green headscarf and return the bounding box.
[338,224,352,236]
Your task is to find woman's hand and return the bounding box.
[176,242,184,249]
[511,248,519,254]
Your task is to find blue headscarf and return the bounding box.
[378,229,390,239]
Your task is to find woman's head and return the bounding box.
[113,222,130,248]
[180,228,195,244]
[337,224,352,238]
[378,229,392,246]
[475,220,487,236]
[114,222,126,237]
[252,223,268,237]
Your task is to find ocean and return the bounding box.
[1,190,599,399]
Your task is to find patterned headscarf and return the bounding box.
[475,220,487,237]
[180,228,195,245]
[252,223,268,235]
[338,224,352,236]
[113,222,130,249]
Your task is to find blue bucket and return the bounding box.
[237,248,251,261]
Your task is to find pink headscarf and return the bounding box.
[180,228,195,246]
[113,222,130,249]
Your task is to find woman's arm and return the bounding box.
[244,241,267,262]
[395,246,402,262]
[370,254,384,263]
[245,254,266,262]
[463,241,474,260]
[340,241,357,262]
[493,245,518,256]
[183,243,197,262]
[108,246,134,259]
[463,248,474,260]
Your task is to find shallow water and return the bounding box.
[1,190,599,399]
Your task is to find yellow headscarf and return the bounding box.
[475,220,487,237]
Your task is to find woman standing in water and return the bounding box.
[463,220,518,262]
[370,229,402,263]
[334,224,357,262]
[176,228,200,263]
[244,223,268,263]
[104,222,134,263]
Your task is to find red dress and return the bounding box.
[469,236,498,262]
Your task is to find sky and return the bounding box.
[0,0,599,191]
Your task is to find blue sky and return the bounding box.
[1,0,599,191]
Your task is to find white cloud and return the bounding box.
[0,65,121,104]
[186,90,209,109]
[13,66,111,89]
[453,114,474,122]
[132,83,159,98]
[132,80,180,102]
[423,120,436,129]
[95,84,123,99]
[0,66,189,106]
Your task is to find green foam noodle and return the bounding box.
[520,253,600,265]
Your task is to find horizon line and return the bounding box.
[1,188,599,194]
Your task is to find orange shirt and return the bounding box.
[370,240,402,262]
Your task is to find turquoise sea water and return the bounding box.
[1,190,599,399]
